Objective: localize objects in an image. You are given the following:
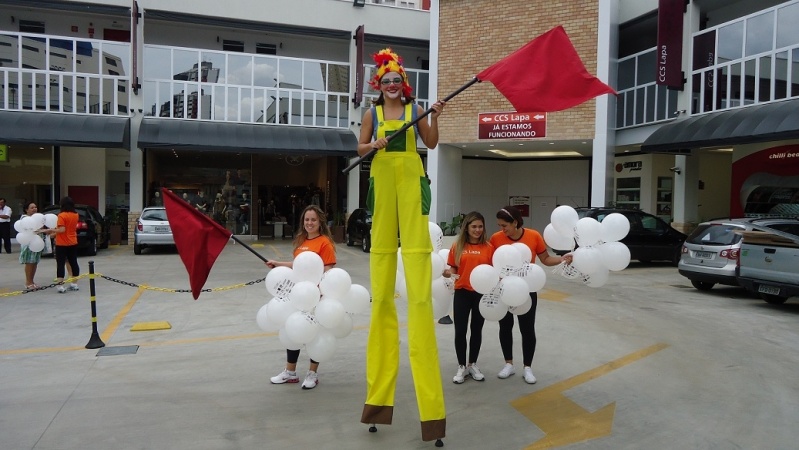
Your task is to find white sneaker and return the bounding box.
[301,370,318,390]
[468,364,485,381]
[523,366,537,384]
[69,283,79,291]
[270,369,299,384]
[453,365,467,384]
[57,285,67,294]
[498,363,515,379]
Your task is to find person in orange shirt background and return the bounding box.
[443,211,494,384]
[266,204,336,390]
[45,196,80,294]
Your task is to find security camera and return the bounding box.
[669,167,681,174]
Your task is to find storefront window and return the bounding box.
[0,145,53,232]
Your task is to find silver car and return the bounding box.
[133,207,174,255]
[678,218,799,290]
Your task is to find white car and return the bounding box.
[133,207,174,255]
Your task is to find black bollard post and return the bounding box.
[85,260,105,349]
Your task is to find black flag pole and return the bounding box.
[342,77,481,174]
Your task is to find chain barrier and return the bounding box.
[1,274,265,298]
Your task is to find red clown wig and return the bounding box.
[369,48,413,99]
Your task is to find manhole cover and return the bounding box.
[96,345,139,357]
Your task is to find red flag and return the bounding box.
[162,188,232,299]
[477,25,616,112]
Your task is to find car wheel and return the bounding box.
[86,237,97,256]
[134,242,142,255]
[691,280,715,291]
[362,235,371,253]
[760,293,787,305]
[346,232,354,246]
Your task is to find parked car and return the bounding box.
[575,207,687,265]
[41,204,110,256]
[737,227,799,304]
[134,207,175,255]
[346,208,372,252]
[678,217,799,290]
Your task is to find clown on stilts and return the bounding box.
[357,48,447,445]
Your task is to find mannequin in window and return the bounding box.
[239,191,250,234]
[212,192,226,224]
[182,192,191,204]
[150,191,163,207]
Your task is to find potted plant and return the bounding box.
[331,210,346,243]
[108,209,125,245]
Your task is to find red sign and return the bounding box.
[656,0,685,89]
[478,112,546,140]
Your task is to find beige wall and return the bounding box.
[438,0,601,143]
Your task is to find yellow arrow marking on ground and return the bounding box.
[511,342,669,449]
[538,288,569,302]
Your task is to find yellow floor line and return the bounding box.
[100,286,145,343]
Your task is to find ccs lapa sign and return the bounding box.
[478,112,546,140]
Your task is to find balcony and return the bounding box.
[0,31,130,115]
[615,47,679,129]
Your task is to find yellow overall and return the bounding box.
[360,104,446,441]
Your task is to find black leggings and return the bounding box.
[498,292,538,367]
[55,245,79,279]
[286,349,317,365]
[453,288,485,366]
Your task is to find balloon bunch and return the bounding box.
[14,213,57,252]
[544,205,631,287]
[256,252,370,362]
[466,243,547,321]
[395,222,455,319]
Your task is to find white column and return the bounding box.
[592,0,620,207]
[427,0,442,223]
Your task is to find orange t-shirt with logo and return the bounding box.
[489,228,546,263]
[56,212,79,246]
[447,242,494,291]
[294,235,336,266]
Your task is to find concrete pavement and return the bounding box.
[2,238,799,449]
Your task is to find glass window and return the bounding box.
[645,85,655,122]
[775,51,788,100]
[143,47,172,80]
[213,85,226,120]
[729,62,742,106]
[239,87,253,122]
[75,40,99,75]
[20,36,45,71]
[634,87,645,124]
[745,12,774,57]
[278,59,302,89]
[102,78,115,114]
[101,42,130,76]
[792,49,799,97]
[717,22,744,63]
[302,61,325,91]
[615,92,625,127]
[227,86,239,121]
[173,49,199,81]
[777,2,799,48]
[744,59,756,105]
[759,55,772,102]
[0,34,20,68]
[624,91,634,126]
[637,50,656,85]
[618,57,636,90]
[253,56,277,87]
[655,84,667,121]
[200,51,226,83]
[228,54,252,86]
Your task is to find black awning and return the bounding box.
[138,118,358,156]
[641,98,799,153]
[0,111,131,148]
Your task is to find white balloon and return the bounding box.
[15,231,34,246]
[19,216,36,231]
[278,326,302,350]
[341,284,370,315]
[571,246,604,275]
[511,242,533,263]
[516,263,546,292]
[428,222,444,252]
[492,245,524,277]
[509,297,533,315]
[479,291,509,321]
[600,213,631,243]
[289,281,321,312]
[319,268,352,299]
[28,235,45,252]
[499,276,529,307]
[438,248,451,267]
[433,294,452,319]
[265,266,296,298]
[315,298,345,329]
[574,217,603,247]
[30,213,45,228]
[544,223,575,251]
[256,303,280,332]
[582,265,610,287]
[284,311,320,344]
[306,329,337,362]
[469,264,500,294]
[293,251,325,284]
[560,263,584,280]
[550,205,578,238]
[14,220,25,233]
[597,241,631,271]
[431,277,450,304]
[431,252,445,280]
[330,312,353,338]
[266,296,297,328]
[44,213,58,229]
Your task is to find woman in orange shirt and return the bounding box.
[266,205,336,390]
[46,197,80,294]
[490,206,571,384]
[444,211,494,384]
